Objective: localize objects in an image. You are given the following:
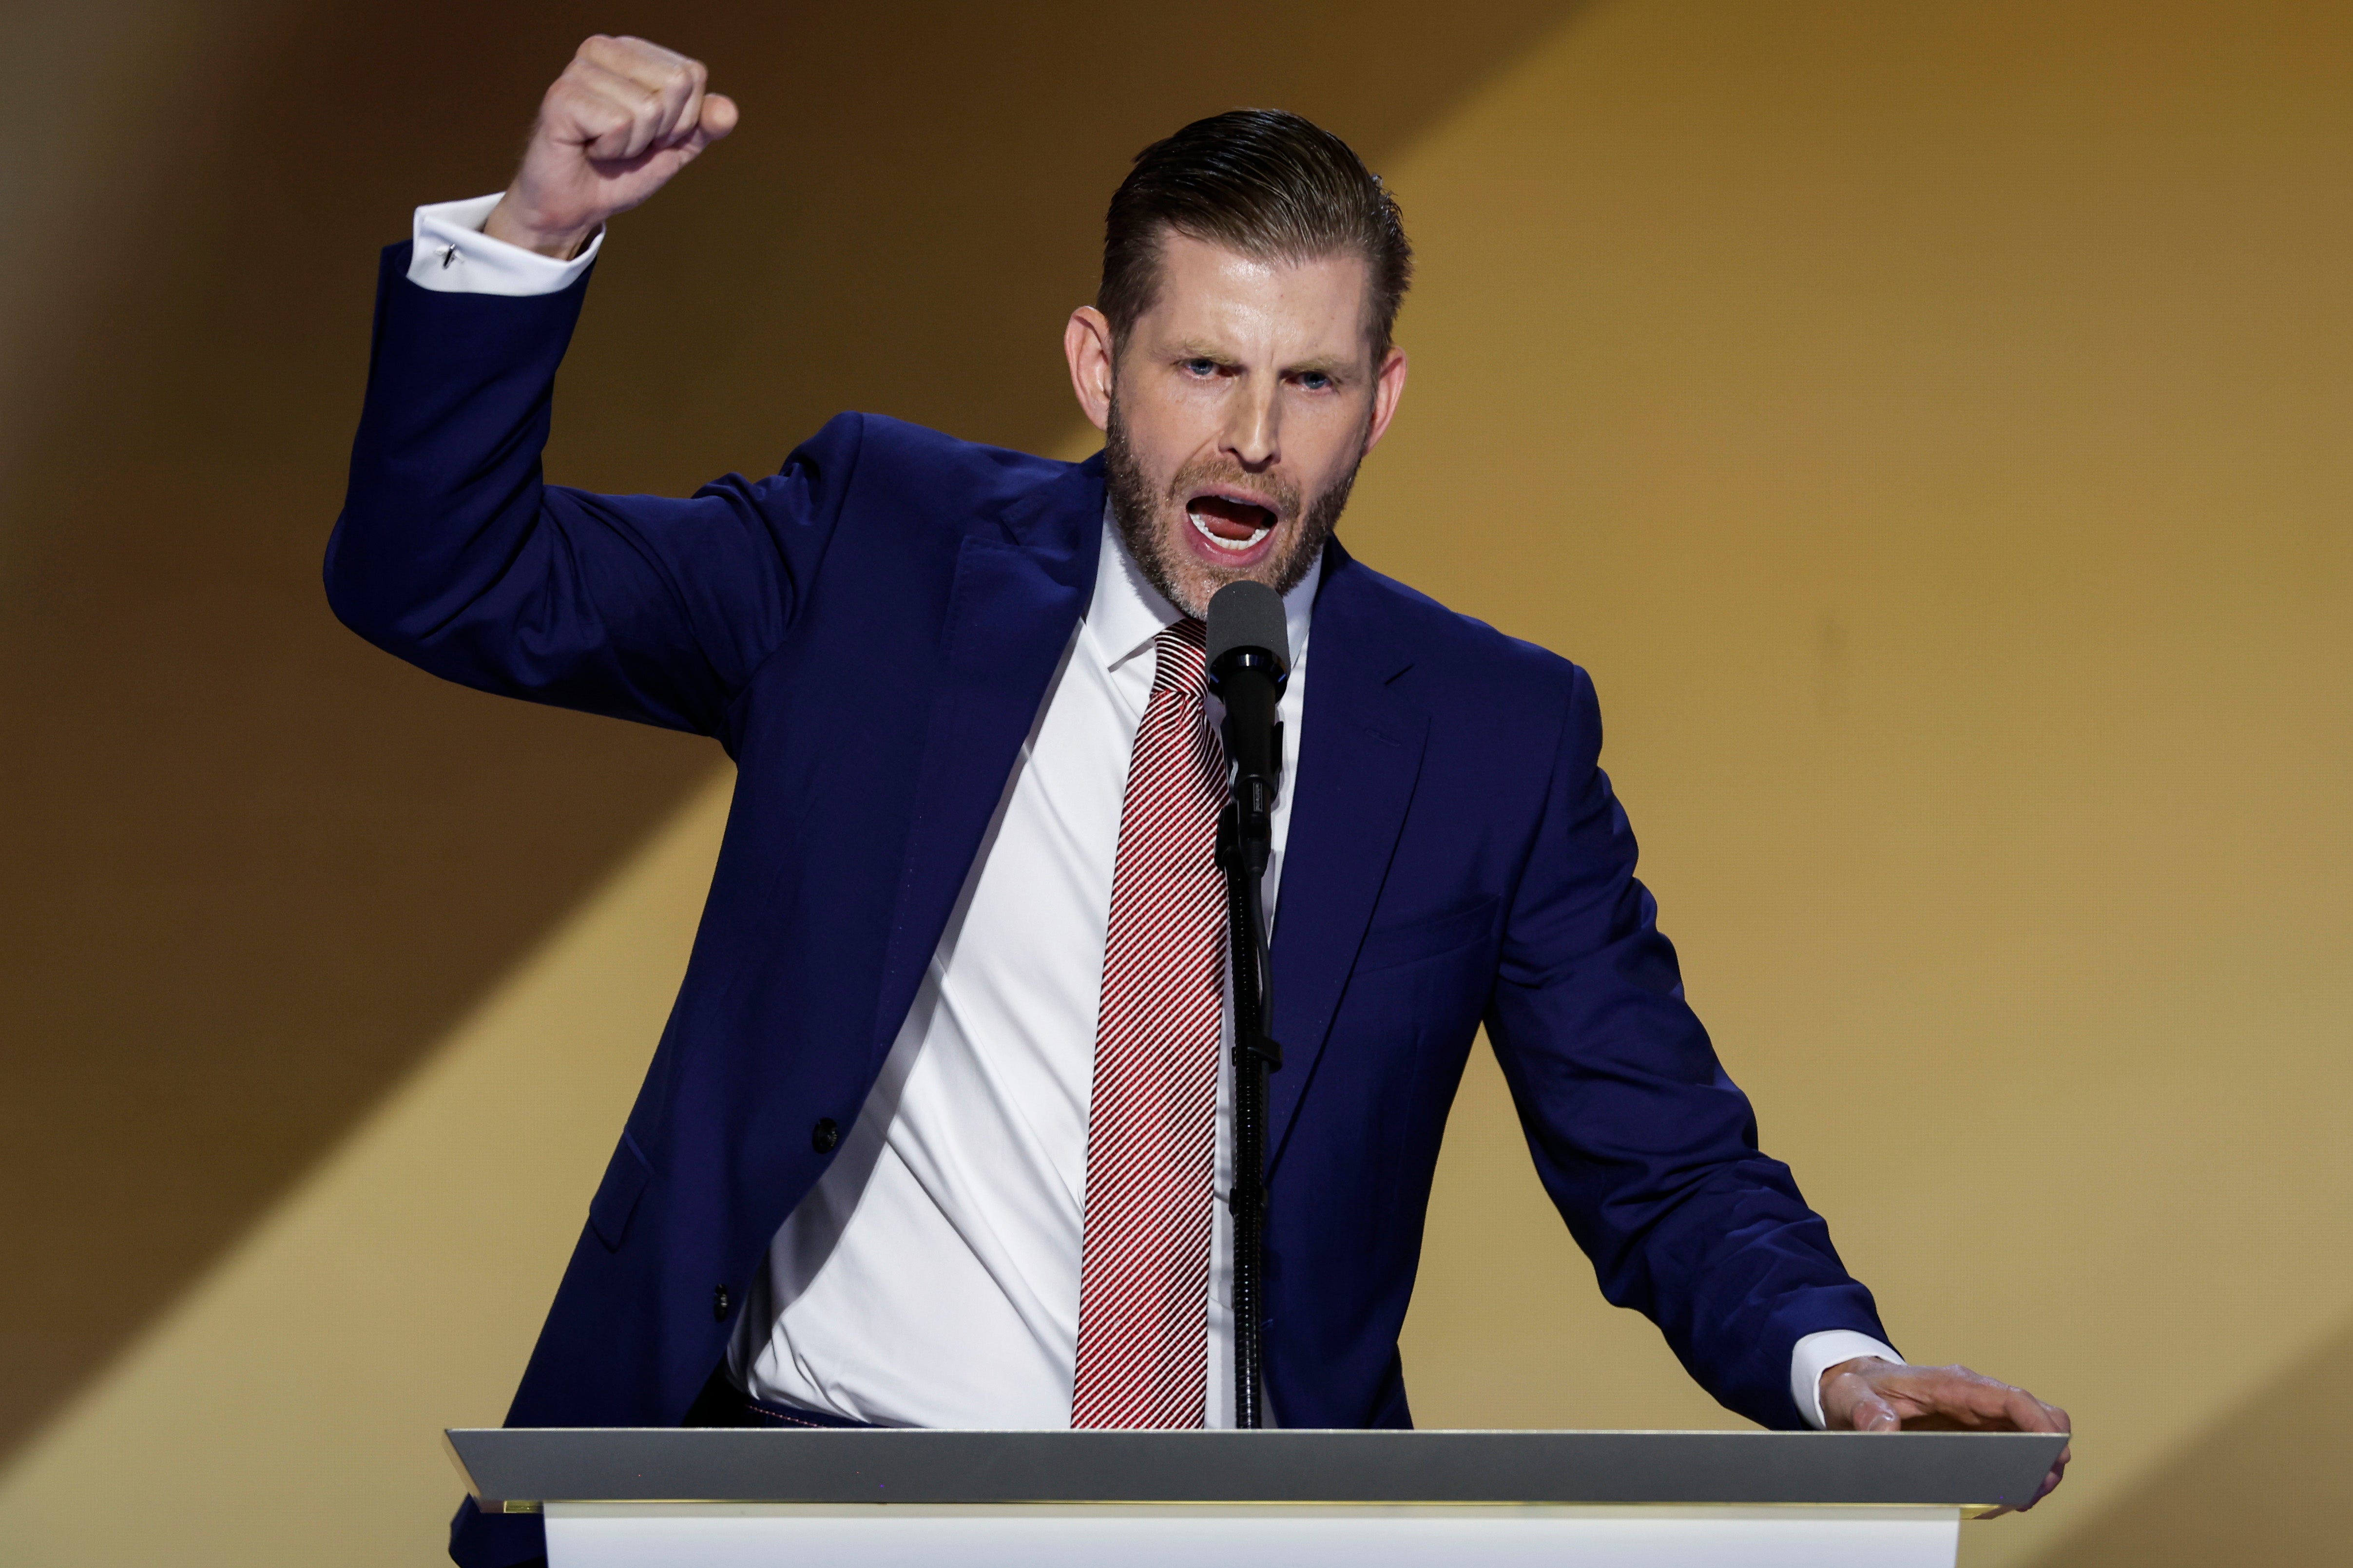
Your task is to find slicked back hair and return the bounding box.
[1099,109,1413,363]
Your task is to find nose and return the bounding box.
[1221,377,1279,470]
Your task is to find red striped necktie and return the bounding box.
[1070,617,1230,1429]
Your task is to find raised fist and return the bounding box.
[484,36,737,259]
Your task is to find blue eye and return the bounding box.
[1183,358,1217,377]
[1299,372,1331,390]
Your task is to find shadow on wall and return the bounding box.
[2037,1317,2353,1568]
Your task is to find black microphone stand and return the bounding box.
[1216,727,1282,1430]
[1206,582,1288,1431]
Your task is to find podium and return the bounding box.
[444,1427,2062,1566]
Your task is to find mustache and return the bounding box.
[1164,456,1300,522]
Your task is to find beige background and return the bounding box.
[3,1,2348,1564]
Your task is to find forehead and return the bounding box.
[1139,232,1374,362]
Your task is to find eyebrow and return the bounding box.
[1165,340,1357,379]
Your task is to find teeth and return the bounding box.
[1189,509,1271,552]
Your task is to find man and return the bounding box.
[327,35,2070,1568]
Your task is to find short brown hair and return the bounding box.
[1099,109,1413,359]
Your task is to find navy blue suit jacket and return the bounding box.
[327,249,1890,1567]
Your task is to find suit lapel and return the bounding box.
[868,459,1104,1058]
[1265,540,1428,1172]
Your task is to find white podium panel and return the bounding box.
[544,1502,1963,1568]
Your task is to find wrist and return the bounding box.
[482,193,598,260]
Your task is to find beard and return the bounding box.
[1103,397,1363,619]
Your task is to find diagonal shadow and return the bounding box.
[2028,1312,2353,1568]
[0,0,1595,1460]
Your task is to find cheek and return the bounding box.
[1287,403,1372,490]
[1121,386,1225,484]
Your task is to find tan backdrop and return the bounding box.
[2,2,2347,1564]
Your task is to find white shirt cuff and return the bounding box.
[406,193,602,296]
[1791,1330,1905,1429]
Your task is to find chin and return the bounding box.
[1148,514,1309,619]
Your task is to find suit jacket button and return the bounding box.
[713,1286,731,1321]
[811,1118,840,1154]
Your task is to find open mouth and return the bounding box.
[1185,493,1278,554]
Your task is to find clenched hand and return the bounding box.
[485,35,737,259]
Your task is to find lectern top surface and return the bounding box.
[444,1427,2062,1513]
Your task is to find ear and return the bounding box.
[1064,306,1117,433]
[1360,344,1409,454]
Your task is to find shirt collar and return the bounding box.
[1090,506,1322,675]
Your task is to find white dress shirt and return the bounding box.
[727,515,1314,1429]
[408,197,1902,1431]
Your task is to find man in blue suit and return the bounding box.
[327,35,2068,1567]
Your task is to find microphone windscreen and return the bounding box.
[1206,580,1291,679]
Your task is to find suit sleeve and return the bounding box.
[323,244,858,739]
[1482,664,1893,1429]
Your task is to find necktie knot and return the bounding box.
[1151,618,1208,693]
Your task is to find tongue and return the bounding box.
[1190,496,1272,540]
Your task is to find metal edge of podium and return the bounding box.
[442,1428,2064,1516]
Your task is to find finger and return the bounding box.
[633,52,700,152]
[583,35,703,151]
[566,58,675,162]
[1945,1372,2039,1430]
[2012,1426,2072,1511]
[2003,1389,2067,1434]
[663,100,739,175]
[691,91,739,147]
[544,64,655,161]
[1852,1392,1903,1433]
[580,33,691,91]
[2023,1450,2070,1510]
[1880,1364,2041,1431]
[1971,1376,2066,1435]
[664,60,710,150]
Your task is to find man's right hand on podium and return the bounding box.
[1821,1357,2072,1512]
[483,35,737,262]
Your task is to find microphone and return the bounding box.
[1205,581,1290,877]
[1204,578,1289,1433]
